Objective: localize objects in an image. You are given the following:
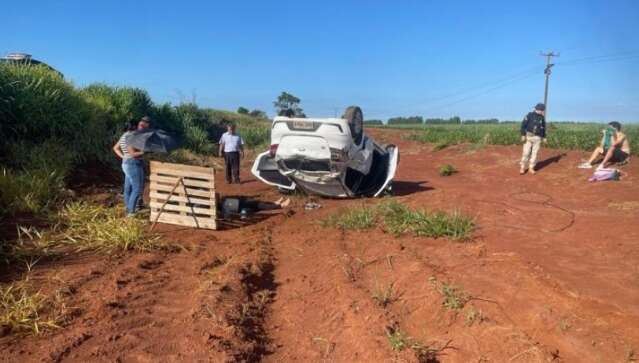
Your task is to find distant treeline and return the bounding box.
[366,116,499,125]
[364,120,384,125]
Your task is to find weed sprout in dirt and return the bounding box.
[439,164,458,176]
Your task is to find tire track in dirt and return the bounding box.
[207,223,278,362]
[1,221,280,363]
[264,213,396,362]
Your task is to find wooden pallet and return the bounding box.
[149,161,217,230]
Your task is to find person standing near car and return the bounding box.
[112,116,151,216]
[219,124,244,184]
[519,103,547,175]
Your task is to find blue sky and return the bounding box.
[3,0,638,122]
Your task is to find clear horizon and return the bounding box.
[3,0,638,122]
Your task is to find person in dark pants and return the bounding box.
[218,124,244,184]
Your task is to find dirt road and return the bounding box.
[2,129,638,362]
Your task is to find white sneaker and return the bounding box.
[577,162,592,169]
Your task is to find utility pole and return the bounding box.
[540,51,559,119]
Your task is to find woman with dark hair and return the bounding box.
[112,119,147,216]
[579,121,631,169]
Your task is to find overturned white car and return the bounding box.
[251,106,399,198]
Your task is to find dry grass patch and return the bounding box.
[0,280,67,335]
[59,202,168,253]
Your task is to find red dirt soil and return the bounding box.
[2,129,638,362]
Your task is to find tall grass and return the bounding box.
[0,168,66,217]
[391,123,639,155]
[241,126,270,149]
[0,63,270,221]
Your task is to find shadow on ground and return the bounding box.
[536,153,566,171]
[392,180,434,196]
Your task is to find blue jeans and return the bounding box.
[122,159,144,214]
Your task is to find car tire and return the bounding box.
[343,106,364,145]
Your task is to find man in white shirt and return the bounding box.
[218,124,245,184]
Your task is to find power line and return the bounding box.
[422,65,542,103]
[556,50,639,67]
[426,69,540,111]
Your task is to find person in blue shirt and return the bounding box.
[218,124,245,184]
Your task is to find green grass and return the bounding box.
[240,125,270,149]
[380,201,475,241]
[373,123,639,156]
[0,167,66,218]
[438,164,457,176]
[320,205,377,230]
[386,327,411,352]
[321,201,475,241]
[430,277,470,311]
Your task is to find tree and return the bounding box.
[237,106,249,114]
[387,116,423,125]
[249,109,268,119]
[274,91,305,117]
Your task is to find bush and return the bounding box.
[439,164,457,176]
[0,64,88,161]
[0,168,66,217]
[0,63,271,218]
[241,126,270,149]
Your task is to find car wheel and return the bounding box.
[343,106,364,145]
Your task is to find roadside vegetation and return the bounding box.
[322,200,475,241]
[0,63,271,262]
[0,63,272,336]
[0,63,270,223]
[372,123,639,154]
